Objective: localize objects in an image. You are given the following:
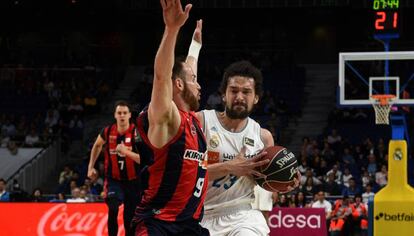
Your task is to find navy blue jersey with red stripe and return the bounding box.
[100,123,140,181]
[134,109,208,222]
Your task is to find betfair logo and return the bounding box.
[375,212,414,221]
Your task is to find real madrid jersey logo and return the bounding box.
[209,134,220,148]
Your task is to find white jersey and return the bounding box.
[202,109,265,216]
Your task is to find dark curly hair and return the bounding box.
[219,60,263,98]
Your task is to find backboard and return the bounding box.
[339,51,414,106]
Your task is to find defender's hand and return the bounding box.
[161,0,192,30]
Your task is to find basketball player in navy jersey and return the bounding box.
[88,100,141,236]
[128,0,209,235]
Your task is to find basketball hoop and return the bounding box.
[370,94,396,125]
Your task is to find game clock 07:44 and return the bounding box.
[373,0,399,10]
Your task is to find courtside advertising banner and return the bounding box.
[0,203,124,236]
[269,207,327,236]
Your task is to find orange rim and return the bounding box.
[371,94,396,106]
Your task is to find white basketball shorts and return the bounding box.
[201,205,269,236]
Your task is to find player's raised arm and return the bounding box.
[191,20,204,126]
[148,0,192,125]
[186,19,202,76]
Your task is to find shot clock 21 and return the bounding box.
[373,0,401,34]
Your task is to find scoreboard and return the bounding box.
[372,0,401,34]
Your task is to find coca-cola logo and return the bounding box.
[37,204,124,236]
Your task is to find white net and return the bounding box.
[371,95,396,125]
[372,103,392,124]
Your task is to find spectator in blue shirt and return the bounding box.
[367,154,378,176]
[0,178,10,202]
[342,178,361,197]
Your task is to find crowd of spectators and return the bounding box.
[0,31,122,156]
[272,103,413,235]
[0,163,104,203]
[0,66,116,155]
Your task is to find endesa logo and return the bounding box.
[269,209,321,229]
[375,212,414,222]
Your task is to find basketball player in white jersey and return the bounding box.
[196,60,276,236]
[186,22,298,235]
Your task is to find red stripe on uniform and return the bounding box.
[161,114,198,221]
[126,158,136,180]
[109,125,121,179]
[103,178,108,199]
[142,148,168,208]
[135,221,149,236]
[136,113,186,211]
[125,126,137,180]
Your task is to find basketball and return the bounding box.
[255,146,299,193]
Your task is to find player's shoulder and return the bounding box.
[246,115,264,127]
[198,109,214,116]
[260,127,272,137]
[98,123,115,141]
[196,109,216,128]
[260,127,274,147]
[103,123,116,132]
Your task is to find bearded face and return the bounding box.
[223,76,257,119]
[183,81,200,111]
[225,102,250,119]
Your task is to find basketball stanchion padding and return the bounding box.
[372,140,414,236]
[254,146,298,193]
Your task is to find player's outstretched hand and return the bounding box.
[192,19,202,44]
[161,0,192,30]
[228,147,269,178]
